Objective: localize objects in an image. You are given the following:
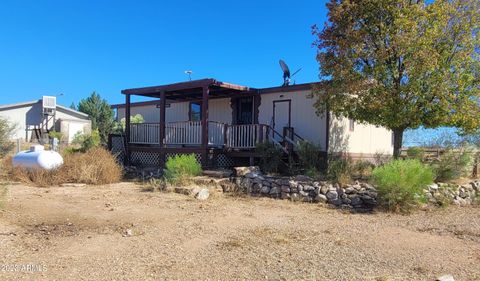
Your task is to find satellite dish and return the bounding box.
[279,59,302,86]
[184,70,193,81]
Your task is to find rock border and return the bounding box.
[231,167,479,209]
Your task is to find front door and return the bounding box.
[273,100,291,141]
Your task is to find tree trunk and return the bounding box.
[392,128,404,159]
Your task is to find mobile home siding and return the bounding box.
[329,117,393,156]
[117,99,232,124]
[258,90,328,150]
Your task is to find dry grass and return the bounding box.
[0,183,7,210]
[2,147,122,186]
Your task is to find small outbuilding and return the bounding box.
[0,96,91,144]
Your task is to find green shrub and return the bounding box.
[164,154,202,184]
[48,130,64,141]
[72,129,101,152]
[296,141,324,177]
[0,118,15,159]
[406,147,424,160]
[372,159,435,213]
[255,141,284,174]
[433,147,473,182]
[327,157,352,185]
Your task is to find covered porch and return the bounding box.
[121,79,299,167]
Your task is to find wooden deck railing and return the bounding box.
[227,124,267,149]
[129,122,290,150]
[130,123,160,144]
[208,121,227,146]
[130,121,227,146]
[165,121,202,145]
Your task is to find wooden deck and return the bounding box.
[129,121,274,149]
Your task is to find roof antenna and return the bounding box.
[279,59,302,86]
[184,70,193,81]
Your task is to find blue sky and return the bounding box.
[0,0,326,106]
[0,0,462,144]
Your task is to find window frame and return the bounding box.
[189,102,202,121]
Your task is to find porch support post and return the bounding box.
[124,93,131,166]
[159,90,166,167]
[201,86,209,167]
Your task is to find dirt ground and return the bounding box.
[0,183,479,281]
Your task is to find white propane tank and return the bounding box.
[12,145,63,170]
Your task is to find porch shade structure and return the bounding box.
[121,78,252,166]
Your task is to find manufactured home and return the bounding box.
[111,79,393,168]
[0,96,91,144]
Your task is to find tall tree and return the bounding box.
[78,92,115,145]
[313,0,480,158]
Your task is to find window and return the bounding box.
[189,102,202,121]
[349,119,355,132]
[236,97,253,124]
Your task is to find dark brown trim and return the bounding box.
[230,97,237,125]
[272,99,291,131]
[122,79,214,95]
[121,78,251,97]
[114,81,324,109]
[201,86,209,166]
[253,95,260,124]
[124,94,131,165]
[129,146,205,154]
[257,82,323,94]
[159,91,166,146]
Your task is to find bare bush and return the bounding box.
[3,147,122,186]
[0,118,15,158]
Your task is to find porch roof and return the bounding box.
[121,78,253,101]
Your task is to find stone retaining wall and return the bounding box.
[426,182,479,206]
[232,167,479,209]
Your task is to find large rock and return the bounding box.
[303,185,315,191]
[320,185,329,195]
[281,185,291,193]
[252,183,262,193]
[234,166,260,177]
[344,186,356,194]
[260,185,271,194]
[299,190,310,198]
[326,190,338,201]
[269,186,281,195]
[289,180,299,189]
[195,188,210,200]
[350,195,362,206]
[315,194,328,203]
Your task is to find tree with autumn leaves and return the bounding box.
[313,0,479,158]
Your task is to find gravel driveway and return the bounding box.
[0,183,479,280]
